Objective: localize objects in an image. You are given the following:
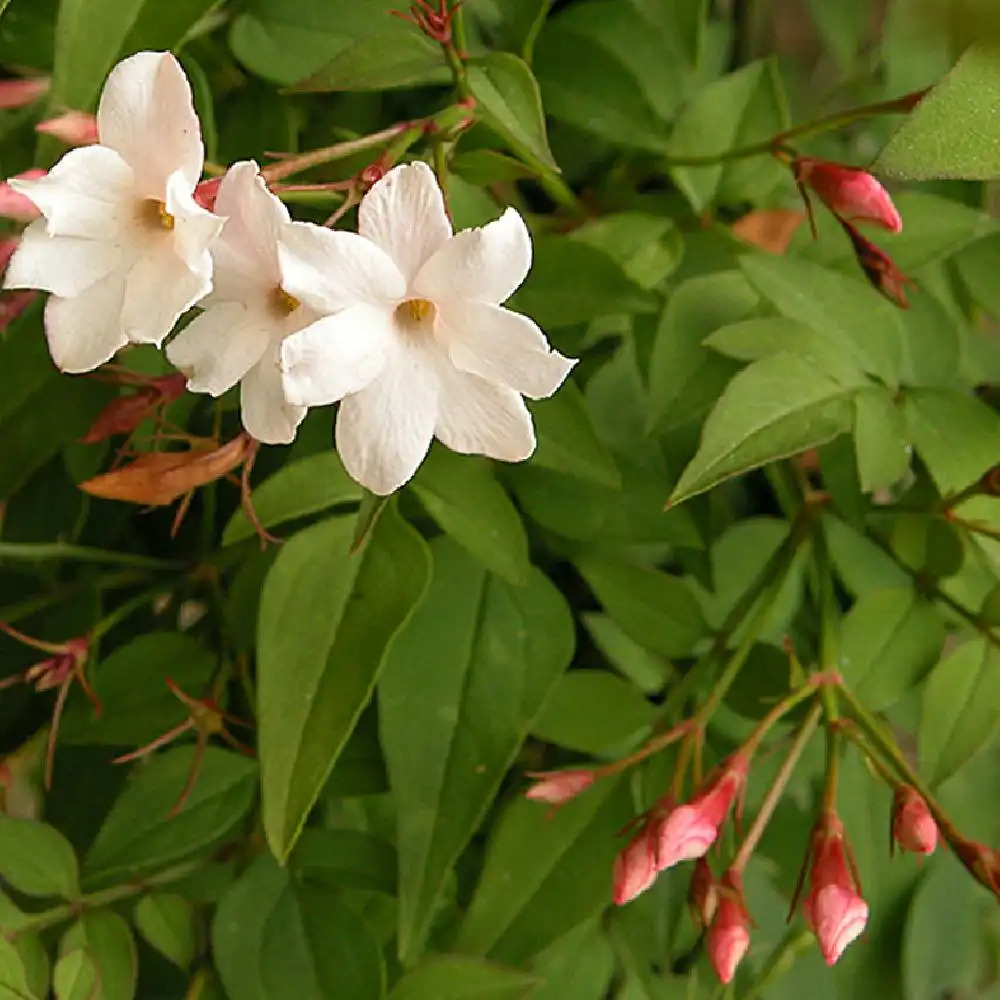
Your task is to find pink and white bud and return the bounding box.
[707,871,751,984]
[194,176,223,211]
[795,157,902,233]
[0,76,49,110]
[688,856,718,928]
[613,826,659,906]
[803,812,868,965]
[0,170,45,221]
[892,785,938,855]
[656,753,749,870]
[525,769,595,805]
[35,110,98,146]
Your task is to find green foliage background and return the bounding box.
[0,1,999,998]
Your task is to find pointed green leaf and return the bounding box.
[388,957,539,1000]
[134,894,196,970]
[53,950,97,1000]
[60,912,136,1000]
[258,505,430,860]
[853,388,910,493]
[380,540,574,960]
[0,936,36,1000]
[0,817,79,899]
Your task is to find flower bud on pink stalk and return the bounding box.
[892,785,937,855]
[794,158,902,233]
[35,110,98,146]
[613,825,659,905]
[803,812,868,965]
[839,220,912,308]
[0,170,45,221]
[951,836,1000,901]
[707,870,751,984]
[688,857,718,929]
[656,753,749,871]
[0,76,49,110]
[524,768,595,805]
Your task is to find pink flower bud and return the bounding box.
[35,110,98,146]
[194,176,223,211]
[525,768,595,805]
[839,219,912,308]
[803,812,868,965]
[795,157,902,233]
[707,871,751,984]
[951,836,1000,900]
[688,856,718,928]
[0,238,19,272]
[0,76,49,110]
[655,753,748,870]
[0,170,45,221]
[892,785,937,855]
[613,826,659,905]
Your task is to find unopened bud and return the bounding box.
[194,176,222,211]
[707,870,751,984]
[839,219,912,308]
[35,110,98,146]
[688,856,718,928]
[612,826,659,906]
[892,785,937,855]
[525,768,595,805]
[0,170,45,221]
[795,157,902,233]
[0,76,49,110]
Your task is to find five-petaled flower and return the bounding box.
[4,51,223,372]
[167,160,312,445]
[802,811,868,965]
[278,161,576,494]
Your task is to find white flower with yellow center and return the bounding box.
[4,51,222,372]
[166,160,311,445]
[278,161,576,495]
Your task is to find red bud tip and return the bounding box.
[707,871,751,984]
[612,826,659,905]
[838,220,912,308]
[35,111,98,146]
[795,158,902,233]
[892,785,938,855]
[0,170,45,221]
[194,176,223,211]
[524,769,595,805]
[0,76,49,110]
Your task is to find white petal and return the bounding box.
[414,207,532,305]
[209,161,288,301]
[280,305,391,407]
[121,242,211,346]
[4,219,122,297]
[44,274,129,372]
[10,146,133,240]
[278,221,405,314]
[358,161,451,283]
[97,51,203,197]
[165,171,225,272]
[335,342,439,495]
[435,366,536,462]
[436,301,576,399]
[166,303,272,396]
[241,346,307,445]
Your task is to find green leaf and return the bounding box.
[258,505,430,860]
[569,213,682,290]
[669,353,855,505]
[455,778,631,963]
[839,588,945,710]
[509,240,658,329]
[213,854,385,1000]
[647,271,759,432]
[528,382,620,488]
[60,633,215,747]
[12,934,48,1000]
[529,669,657,753]
[903,388,1000,494]
[411,448,530,586]
[574,553,708,657]
[289,828,396,896]
[468,52,557,171]
[874,43,1000,180]
[740,253,904,387]
[853,388,911,493]
[0,937,36,1000]
[580,613,669,694]
[388,957,539,1000]
[379,539,574,960]
[133,894,196,970]
[122,0,218,51]
[528,920,615,1000]
[224,451,361,545]
[668,59,789,211]
[294,29,448,92]
[0,817,79,899]
[53,950,97,1000]
[84,746,258,885]
[920,639,1000,786]
[60,912,136,1000]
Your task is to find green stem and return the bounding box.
[0,570,151,625]
[739,928,815,1000]
[9,860,204,937]
[0,543,181,571]
[90,584,167,641]
[660,90,924,168]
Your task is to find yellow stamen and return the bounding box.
[270,286,301,317]
[139,198,175,231]
[405,298,434,322]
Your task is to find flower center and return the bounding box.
[270,286,301,317]
[395,298,436,331]
[138,198,175,231]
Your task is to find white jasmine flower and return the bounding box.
[279,161,575,495]
[166,160,311,445]
[4,51,222,372]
